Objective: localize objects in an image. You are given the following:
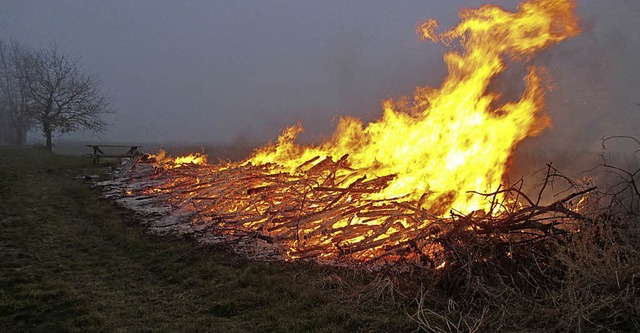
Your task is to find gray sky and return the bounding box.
[1,0,638,149]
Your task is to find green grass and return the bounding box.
[0,147,415,332]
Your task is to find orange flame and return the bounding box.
[248,0,580,215]
[173,154,207,167]
[151,150,208,168]
[140,0,582,264]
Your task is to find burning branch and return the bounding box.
[95,154,593,271]
[94,0,586,271]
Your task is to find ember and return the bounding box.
[97,0,589,268]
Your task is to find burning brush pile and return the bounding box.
[97,0,592,270]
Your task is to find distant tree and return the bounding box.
[25,44,112,151]
[0,40,33,144]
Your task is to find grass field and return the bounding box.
[0,147,415,332]
[1,146,639,332]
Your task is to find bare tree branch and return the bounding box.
[0,40,34,144]
[24,44,113,150]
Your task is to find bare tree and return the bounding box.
[26,44,112,151]
[0,40,33,144]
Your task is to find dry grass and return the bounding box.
[407,167,640,333]
[409,214,639,332]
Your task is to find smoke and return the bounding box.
[294,0,640,162]
[500,0,639,187]
[1,0,637,155]
[528,1,640,148]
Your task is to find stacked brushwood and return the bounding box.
[95,155,594,270]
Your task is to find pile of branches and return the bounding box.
[96,155,593,270]
[437,164,594,272]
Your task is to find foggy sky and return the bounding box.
[1,0,638,149]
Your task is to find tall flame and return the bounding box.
[248,0,580,215]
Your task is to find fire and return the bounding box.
[173,154,207,167]
[150,150,208,168]
[135,0,582,265]
[248,0,579,215]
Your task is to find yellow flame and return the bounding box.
[247,0,580,215]
[173,154,207,166]
[143,0,582,264]
[150,150,208,168]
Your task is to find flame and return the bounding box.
[140,0,582,264]
[247,0,580,215]
[173,154,207,167]
[150,150,208,168]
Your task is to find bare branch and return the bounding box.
[23,44,113,150]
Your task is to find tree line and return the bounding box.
[0,40,112,151]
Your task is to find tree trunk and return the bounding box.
[15,125,26,145]
[43,121,53,151]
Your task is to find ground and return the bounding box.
[1,146,638,332]
[0,147,414,332]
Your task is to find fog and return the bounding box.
[1,0,638,152]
